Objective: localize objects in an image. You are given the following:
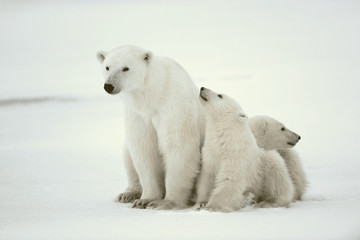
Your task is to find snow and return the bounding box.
[1,0,360,239]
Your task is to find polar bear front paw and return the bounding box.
[147,200,187,210]
[255,201,290,208]
[243,192,256,205]
[116,192,141,203]
[132,199,153,209]
[193,202,207,210]
[203,204,234,213]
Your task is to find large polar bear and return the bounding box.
[195,87,294,212]
[96,46,205,209]
[249,116,307,200]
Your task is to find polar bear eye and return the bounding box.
[218,94,223,99]
[122,67,129,72]
[281,127,285,131]
[105,66,109,71]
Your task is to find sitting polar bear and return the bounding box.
[97,46,205,209]
[249,116,307,200]
[195,87,294,212]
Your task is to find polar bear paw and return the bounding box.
[255,201,290,208]
[193,202,207,210]
[116,192,141,203]
[147,200,188,210]
[132,199,155,209]
[243,192,256,205]
[203,204,234,213]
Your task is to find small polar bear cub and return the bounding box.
[196,88,294,212]
[249,116,307,200]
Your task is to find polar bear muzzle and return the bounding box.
[200,87,208,101]
[104,83,115,94]
[286,132,301,147]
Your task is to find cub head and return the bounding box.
[199,87,247,122]
[96,45,152,95]
[248,115,301,150]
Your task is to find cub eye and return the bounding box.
[218,94,223,99]
[105,66,109,71]
[122,67,129,72]
[281,127,285,131]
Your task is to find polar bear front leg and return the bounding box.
[116,145,142,203]
[125,111,165,209]
[205,171,247,212]
[149,122,202,210]
[194,161,215,209]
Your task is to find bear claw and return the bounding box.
[132,199,152,209]
[116,192,141,203]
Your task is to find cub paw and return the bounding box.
[116,192,141,203]
[255,201,289,208]
[243,192,256,205]
[204,204,234,212]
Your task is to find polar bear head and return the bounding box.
[96,45,152,95]
[199,87,247,122]
[248,115,301,150]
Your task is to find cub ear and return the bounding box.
[259,118,268,134]
[96,51,107,63]
[143,51,152,63]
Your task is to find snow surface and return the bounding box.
[1,0,360,239]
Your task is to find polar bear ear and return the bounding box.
[143,51,152,63]
[258,119,268,134]
[96,51,107,63]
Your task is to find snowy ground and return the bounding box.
[1,1,360,239]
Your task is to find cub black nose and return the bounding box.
[200,87,205,91]
[298,135,301,140]
[104,84,114,94]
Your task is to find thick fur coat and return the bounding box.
[196,88,294,212]
[249,115,307,201]
[97,46,205,209]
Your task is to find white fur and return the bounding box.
[196,88,293,212]
[257,150,295,207]
[277,149,307,201]
[249,115,307,201]
[97,46,205,209]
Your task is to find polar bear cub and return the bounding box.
[249,116,307,200]
[196,88,294,212]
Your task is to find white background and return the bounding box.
[0,0,359,239]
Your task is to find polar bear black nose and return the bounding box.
[298,135,301,140]
[104,84,114,94]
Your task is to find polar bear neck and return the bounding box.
[253,135,273,151]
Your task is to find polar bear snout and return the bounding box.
[287,132,301,146]
[200,87,209,101]
[104,83,115,94]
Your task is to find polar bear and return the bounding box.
[96,46,205,209]
[195,87,294,212]
[248,116,307,200]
